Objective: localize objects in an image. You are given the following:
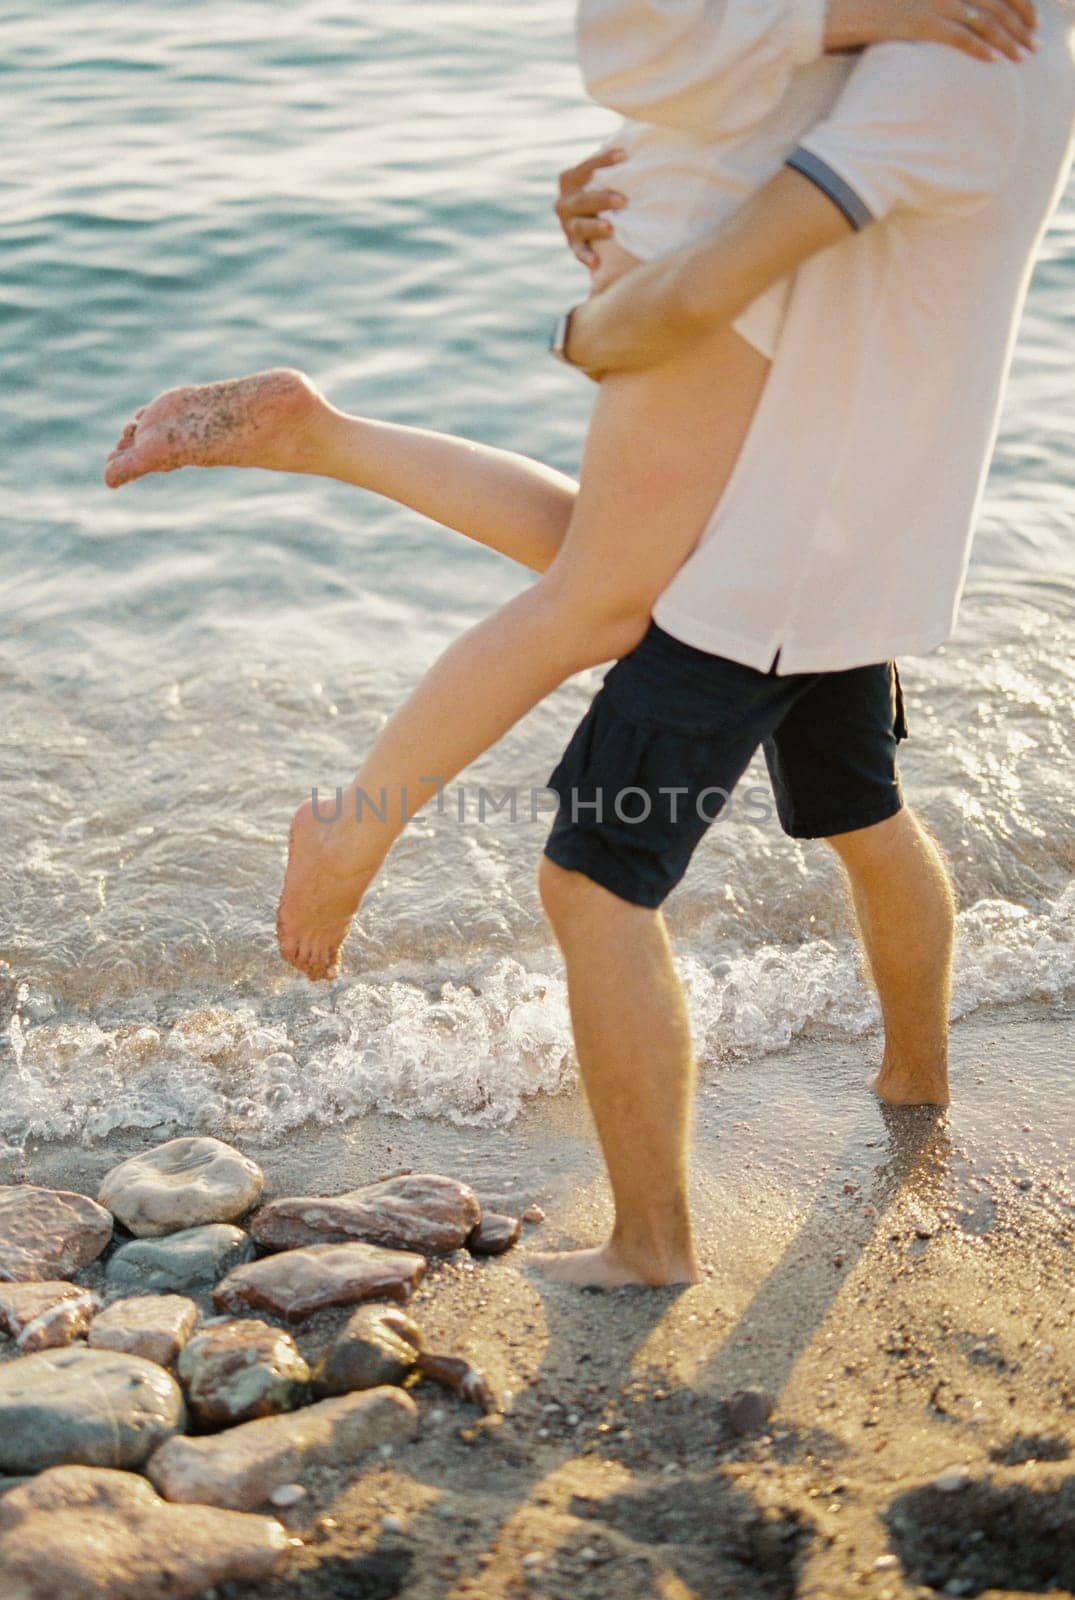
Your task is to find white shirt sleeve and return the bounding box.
[787,43,1022,226]
[576,0,829,137]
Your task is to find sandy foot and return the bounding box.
[276,795,382,982]
[103,368,322,488]
[525,1244,701,1291]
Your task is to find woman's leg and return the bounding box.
[278,305,772,978]
[105,369,576,575]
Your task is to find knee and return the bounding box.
[537,573,652,670]
[537,856,587,929]
[824,808,911,872]
[537,855,643,935]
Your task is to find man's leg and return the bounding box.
[825,808,954,1106]
[531,858,700,1288]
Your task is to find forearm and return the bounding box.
[566,169,853,377]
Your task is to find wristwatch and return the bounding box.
[549,306,580,365]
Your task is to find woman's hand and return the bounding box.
[824,0,1038,62]
[555,147,629,269]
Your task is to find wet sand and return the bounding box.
[4,997,1073,1599]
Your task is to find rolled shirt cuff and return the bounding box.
[785,147,875,230]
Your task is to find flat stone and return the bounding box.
[0,1465,288,1598]
[313,1306,422,1397]
[214,1241,426,1322]
[250,1173,480,1255]
[147,1387,418,1511]
[0,1282,101,1351]
[98,1138,264,1238]
[89,1295,199,1367]
[106,1223,255,1294]
[466,1212,521,1256]
[178,1320,310,1428]
[0,1347,185,1473]
[0,1185,114,1281]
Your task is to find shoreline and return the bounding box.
[3,998,1073,1596]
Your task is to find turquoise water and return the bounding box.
[1,2,1073,1147]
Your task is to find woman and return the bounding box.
[105,0,1037,981]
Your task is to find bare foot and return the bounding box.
[526,1242,701,1290]
[104,368,324,488]
[276,795,382,981]
[870,1065,951,1107]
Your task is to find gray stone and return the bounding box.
[250,1173,480,1255]
[89,1295,199,1367]
[312,1305,422,1397]
[147,1386,418,1510]
[0,1281,101,1351]
[0,1465,288,1598]
[0,1185,114,1281]
[467,1212,521,1256]
[98,1137,264,1238]
[0,1346,185,1473]
[213,1241,426,1322]
[178,1319,310,1428]
[106,1223,255,1294]
[727,1388,774,1436]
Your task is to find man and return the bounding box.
[525,19,1075,1288]
[104,12,1075,1291]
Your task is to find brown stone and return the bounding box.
[416,1351,497,1413]
[466,1212,521,1256]
[178,1319,310,1427]
[0,1282,101,1351]
[0,1464,288,1598]
[147,1387,418,1511]
[250,1173,480,1255]
[0,1185,113,1281]
[312,1306,422,1397]
[98,1137,264,1238]
[89,1296,199,1367]
[213,1241,426,1322]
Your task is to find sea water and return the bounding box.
[1,1,1072,1150]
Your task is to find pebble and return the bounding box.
[98,1137,265,1238]
[313,1305,421,1398]
[268,1482,306,1509]
[213,1241,427,1322]
[177,1320,311,1428]
[0,1464,288,1597]
[0,1347,185,1473]
[521,1204,545,1225]
[727,1388,775,1437]
[382,1513,405,1535]
[416,1349,497,1412]
[874,1554,899,1570]
[88,1295,199,1367]
[106,1224,255,1294]
[0,1282,100,1352]
[932,1466,971,1492]
[249,1173,481,1255]
[147,1387,417,1511]
[466,1212,522,1257]
[0,1185,114,1282]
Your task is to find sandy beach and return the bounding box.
[5,997,1072,1600]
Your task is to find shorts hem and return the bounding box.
[542,837,669,910]
[782,792,904,841]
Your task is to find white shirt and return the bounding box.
[650,12,1075,672]
[577,0,854,357]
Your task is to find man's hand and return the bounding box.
[824,0,1038,62]
[555,147,629,269]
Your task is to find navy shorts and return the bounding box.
[544,622,907,909]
